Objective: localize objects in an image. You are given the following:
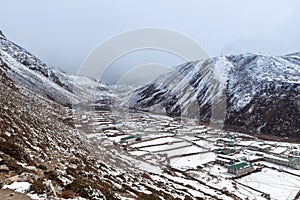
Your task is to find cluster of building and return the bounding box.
[215,154,254,175]
[214,134,300,175]
[264,150,300,169]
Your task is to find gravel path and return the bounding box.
[0,189,31,200]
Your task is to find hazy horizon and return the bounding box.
[1,0,300,83]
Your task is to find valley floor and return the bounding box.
[2,106,300,200]
[70,109,300,200]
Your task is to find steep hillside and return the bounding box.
[0,62,107,198]
[130,53,300,138]
[0,31,111,108]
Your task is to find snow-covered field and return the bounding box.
[131,137,181,148]
[238,168,300,200]
[170,152,216,169]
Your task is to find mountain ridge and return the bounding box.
[130,53,300,138]
[0,33,111,108]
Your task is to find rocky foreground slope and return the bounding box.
[130,53,300,138]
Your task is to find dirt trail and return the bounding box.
[0,189,31,200]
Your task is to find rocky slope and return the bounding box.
[0,64,106,198]
[130,53,300,138]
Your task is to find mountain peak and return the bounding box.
[0,31,6,39]
[285,52,300,57]
[130,52,300,138]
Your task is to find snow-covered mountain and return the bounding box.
[130,53,300,138]
[0,31,111,107]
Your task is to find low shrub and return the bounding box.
[137,193,161,200]
[30,179,47,194]
[60,190,76,199]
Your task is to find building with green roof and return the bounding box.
[227,160,254,175]
[288,150,300,169]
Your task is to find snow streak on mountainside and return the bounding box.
[130,53,300,138]
[0,31,111,107]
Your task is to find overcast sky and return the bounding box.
[1,0,300,81]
